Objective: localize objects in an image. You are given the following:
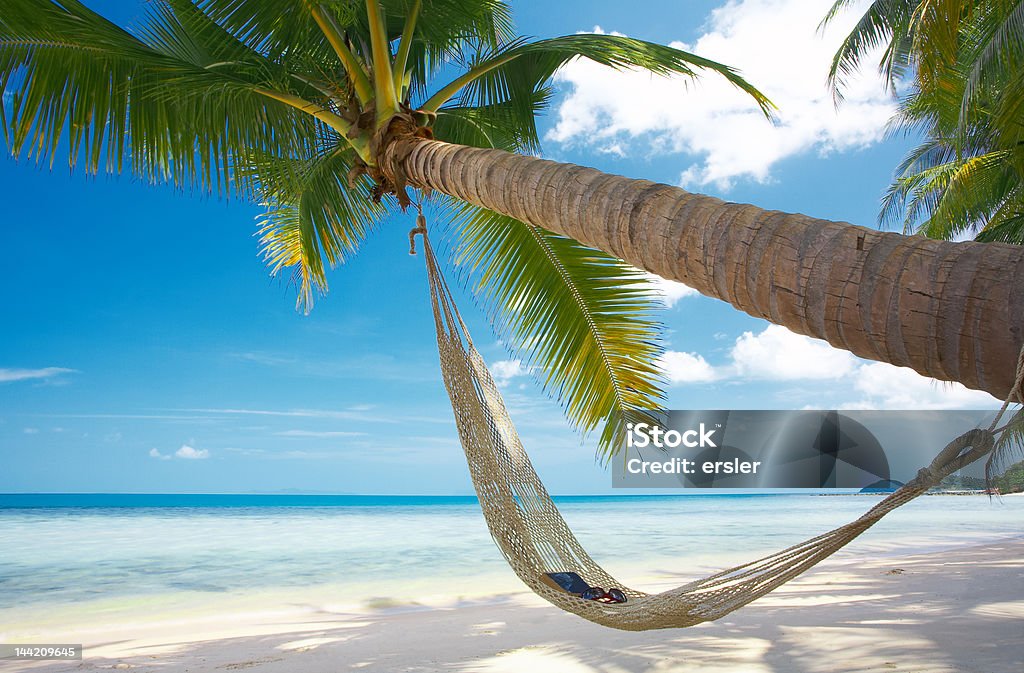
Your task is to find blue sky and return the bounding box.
[0,0,1000,494]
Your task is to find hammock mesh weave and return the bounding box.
[420,234,999,632]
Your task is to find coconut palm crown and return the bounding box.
[0,0,774,457]
[824,0,1024,242]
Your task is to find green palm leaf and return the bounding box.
[824,0,917,98]
[0,0,324,191]
[920,149,1017,237]
[383,0,516,101]
[842,1,1024,244]
[959,1,1024,124]
[421,33,774,118]
[976,206,1024,243]
[251,144,387,311]
[432,87,551,153]
[447,204,665,459]
[987,408,1024,487]
[194,0,351,61]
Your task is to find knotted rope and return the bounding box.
[408,204,428,256]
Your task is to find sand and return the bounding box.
[7,537,1023,673]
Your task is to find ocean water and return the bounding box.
[0,494,1021,630]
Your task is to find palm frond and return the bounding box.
[881,144,1017,239]
[990,66,1024,148]
[422,33,775,119]
[252,144,387,311]
[975,161,1024,241]
[388,0,515,91]
[864,2,1024,244]
[432,87,551,153]
[446,204,666,459]
[880,144,962,233]
[976,206,1024,242]
[908,0,972,88]
[921,149,1017,237]
[403,0,515,78]
[987,408,1024,489]
[960,0,1024,118]
[194,0,348,62]
[823,0,917,98]
[0,0,325,193]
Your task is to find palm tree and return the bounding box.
[2,1,1022,459]
[879,45,1024,242]
[826,0,1024,241]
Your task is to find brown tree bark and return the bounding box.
[382,136,1024,401]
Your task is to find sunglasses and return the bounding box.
[580,586,628,604]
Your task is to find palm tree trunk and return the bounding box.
[381,137,1024,401]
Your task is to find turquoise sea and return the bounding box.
[1,493,1021,631]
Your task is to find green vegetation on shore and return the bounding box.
[990,461,1024,494]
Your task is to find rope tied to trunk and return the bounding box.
[408,202,428,256]
[909,428,995,489]
[1003,343,1024,408]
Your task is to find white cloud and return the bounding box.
[660,324,1000,409]
[490,359,530,386]
[658,325,858,383]
[848,362,998,410]
[644,272,698,307]
[175,444,210,460]
[547,0,893,188]
[274,430,366,438]
[731,325,860,380]
[170,407,392,422]
[659,351,719,383]
[0,367,76,383]
[23,427,39,435]
[149,448,171,461]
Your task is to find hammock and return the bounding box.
[418,231,1010,632]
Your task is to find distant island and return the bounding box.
[987,460,1024,494]
[935,459,1024,494]
[849,460,1024,495]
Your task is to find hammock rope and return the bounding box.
[417,229,1012,631]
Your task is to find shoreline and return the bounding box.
[4,528,1021,640]
[4,534,1022,673]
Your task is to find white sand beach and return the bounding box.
[8,536,1023,673]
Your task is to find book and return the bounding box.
[540,571,591,595]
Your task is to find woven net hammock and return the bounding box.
[419,232,1009,632]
